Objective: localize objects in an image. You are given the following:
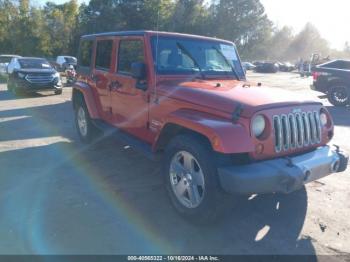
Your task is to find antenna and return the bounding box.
[153,4,160,104]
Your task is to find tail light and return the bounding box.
[312,71,330,81]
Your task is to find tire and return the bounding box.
[163,134,231,224]
[75,98,98,143]
[55,89,63,95]
[327,83,349,106]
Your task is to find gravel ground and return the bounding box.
[0,72,349,256]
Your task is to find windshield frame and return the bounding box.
[150,36,245,80]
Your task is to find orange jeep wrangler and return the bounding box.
[72,31,348,223]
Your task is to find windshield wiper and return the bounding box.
[176,42,205,79]
[212,46,240,80]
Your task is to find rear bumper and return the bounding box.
[218,146,348,194]
[311,81,327,93]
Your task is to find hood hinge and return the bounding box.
[232,103,244,123]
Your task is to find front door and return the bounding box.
[110,37,151,141]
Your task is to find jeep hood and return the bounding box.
[157,79,321,117]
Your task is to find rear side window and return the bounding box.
[118,40,144,75]
[78,40,93,67]
[95,40,113,71]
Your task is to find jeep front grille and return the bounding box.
[25,74,54,84]
[273,111,321,153]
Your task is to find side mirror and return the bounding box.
[131,62,146,80]
[131,62,147,91]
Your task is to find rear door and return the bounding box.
[91,37,116,120]
[110,36,151,141]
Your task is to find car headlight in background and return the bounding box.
[53,72,60,78]
[18,72,26,78]
[252,115,266,138]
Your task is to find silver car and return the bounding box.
[0,55,21,76]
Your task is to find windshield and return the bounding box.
[151,36,245,79]
[0,57,12,63]
[18,59,52,69]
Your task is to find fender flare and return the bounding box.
[155,109,254,154]
[72,82,100,119]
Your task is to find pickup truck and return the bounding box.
[72,31,348,223]
[311,59,350,106]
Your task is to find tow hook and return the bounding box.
[285,157,294,167]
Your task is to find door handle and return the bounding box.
[109,80,122,90]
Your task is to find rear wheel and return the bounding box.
[327,84,349,106]
[163,134,231,224]
[75,99,98,143]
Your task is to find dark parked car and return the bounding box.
[311,59,350,106]
[242,62,256,71]
[7,57,62,95]
[278,62,295,72]
[254,62,279,73]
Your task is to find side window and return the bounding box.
[118,40,144,75]
[78,40,93,67]
[95,40,113,71]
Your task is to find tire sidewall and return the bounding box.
[163,135,226,223]
[328,84,349,106]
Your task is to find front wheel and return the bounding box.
[55,89,62,95]
[163,134,231,224]
[327,84,349,106]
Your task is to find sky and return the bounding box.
[34,0,350,50]
[260,0,350,50]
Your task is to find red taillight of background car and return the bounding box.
[313,71,329,81]
[313,71,321,81]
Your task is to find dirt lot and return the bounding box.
[0,72,349,255]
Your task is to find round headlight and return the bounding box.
[53,72,60,78]
[252,115,266,138]
[320,112,328,126]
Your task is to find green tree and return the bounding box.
[267,26,294,60]
[209,0,273,60]
[169,0,209,35]
[286,23,330,60]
